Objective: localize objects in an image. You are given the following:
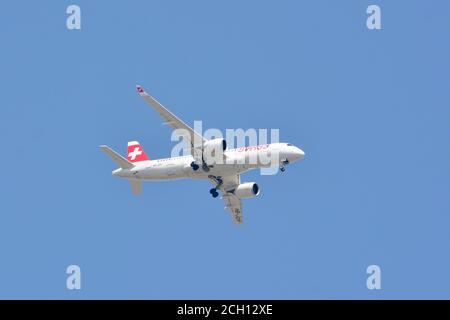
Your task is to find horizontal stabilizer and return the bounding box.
[100,145,134,169]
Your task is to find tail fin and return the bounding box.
[127,141,150,163]
[100,145,134,169]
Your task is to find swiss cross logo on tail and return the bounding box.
[127,141,149,162]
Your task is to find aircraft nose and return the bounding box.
[293,147,305,161]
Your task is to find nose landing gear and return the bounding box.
[280,159,289,172]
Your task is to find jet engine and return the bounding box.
[202,138,227,165]
[234,182,260,199]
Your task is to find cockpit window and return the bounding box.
[287,143,293,146]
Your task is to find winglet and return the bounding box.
[136,85,146,96]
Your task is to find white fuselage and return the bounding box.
[112,143,305,181]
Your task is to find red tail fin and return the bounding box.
[127,141,149,163]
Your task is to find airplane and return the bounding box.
[100,85,305,224]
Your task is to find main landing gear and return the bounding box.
[202,163,210,172]
[280,159,289,172]
[191,161,211,172]
[208,175,223,198]
[190,161,200,171]
[209,188,219,198]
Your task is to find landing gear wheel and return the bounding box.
[190,161,199,171]
[209,188,219,198]
[208,176,223,198]
[280,166,286,172]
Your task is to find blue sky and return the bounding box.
[1,1,449,299]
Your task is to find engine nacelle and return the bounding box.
[202,138,227,165]
[234,182,260,199]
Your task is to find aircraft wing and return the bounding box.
[137,85,206,159]
[210,175,244,225]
